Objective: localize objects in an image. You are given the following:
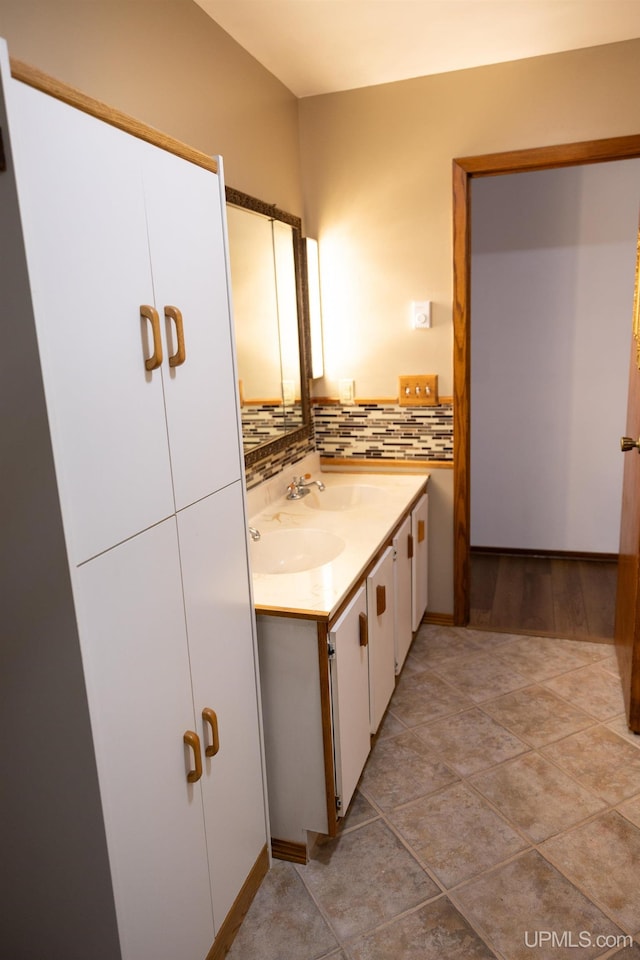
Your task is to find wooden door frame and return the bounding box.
[453,134,640,625]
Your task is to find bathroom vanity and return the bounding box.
[248,467,429,862]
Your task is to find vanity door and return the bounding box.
[329,585,371,817]
[411,493,429,631]
[367,547,396,733]
[393,513,413,674]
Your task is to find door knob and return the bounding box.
[620,436,640,453]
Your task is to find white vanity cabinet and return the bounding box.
[253,475,429,863]
[256,601,375,860]
[1,45,267,960]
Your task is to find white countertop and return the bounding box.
[248,470,429,620]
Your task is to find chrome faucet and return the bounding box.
[286,474,326,499]
[248,526,261,541]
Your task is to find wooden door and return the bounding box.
[453,136,640,626]
[615,245,640,733]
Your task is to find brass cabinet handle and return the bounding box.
[407,533,414,559]
[141,304,163,371]
[202,707,220,758]
[165,305,186,367]
[376,584,386,617]
[417,519,425,543]
[183,730,203,783]
[359,611,369,647]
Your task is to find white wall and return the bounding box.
[471,160,640,553]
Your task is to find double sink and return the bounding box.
[247,472,429,619]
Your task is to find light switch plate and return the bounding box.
[339,379,355,404]
[398,374,438,406]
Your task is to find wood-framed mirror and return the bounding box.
[225,187,313,468]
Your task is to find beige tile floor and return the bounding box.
[228,625,640,960]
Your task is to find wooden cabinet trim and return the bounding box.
[10,58,218,174]
[269,838,308,864]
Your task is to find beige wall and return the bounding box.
[0,0,303,212]
[299,39,640,614]
[299,39,640,401]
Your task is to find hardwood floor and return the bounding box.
[469,550,618,642]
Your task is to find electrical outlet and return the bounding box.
[398,374,438,406]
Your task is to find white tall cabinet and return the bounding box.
[0,44,268,960]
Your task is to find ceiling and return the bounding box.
[194,0,640,98]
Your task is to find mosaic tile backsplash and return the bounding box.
[245,433,316,489]
[244,401,453,489]
[241,404,303,448]
[313,402,453,462]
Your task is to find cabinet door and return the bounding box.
[73,520,214,960]
[142,145,242,508]
[367,546,396,733]
[9,80,174,565]
[177,483,267,929]
[393,514,413,674]
[329,586,370,817]
[411,492,429,631]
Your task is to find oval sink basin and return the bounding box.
[250,528,345,575]
[304,484,386,511]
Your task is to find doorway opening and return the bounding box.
[452,135,640,637]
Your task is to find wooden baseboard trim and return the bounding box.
[471,546,619,563]
[423,612,455,626]
[206,844,269,960]
[271,837,308,864]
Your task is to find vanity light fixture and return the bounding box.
[305,237,324,378]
